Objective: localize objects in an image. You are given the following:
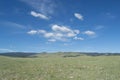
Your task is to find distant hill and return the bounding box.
[0,52,120,58]
[0,52,38,58]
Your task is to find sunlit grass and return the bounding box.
[0,55,120,80]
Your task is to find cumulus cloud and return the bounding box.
[74,13,83,20]
[44,32,54,38]
[38,30,46,34]
[27,30,37,35]
[52,25,72,32]
[27,24,80,42]
[74,30,80,34]
[30,11,49,20]
[83,30,95,36]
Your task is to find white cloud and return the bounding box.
[27,30,37,35]
[30,11,49,20]
[38,30,46,34]
[73,37,84,40]
[44,32,54,38]
[56,33,63,37]
[74,30,80,34]
[51,25,80,38]
[74,13,83,20]
[67,32,76,37]
[83,30,95,36]
[27,24,81,42]
[27,25,98,42]
[51,24,79,37]
[52,25,72,32]
[21,0,56,15]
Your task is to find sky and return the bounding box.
[0,0,120,53]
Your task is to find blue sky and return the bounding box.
[0,0,120,52]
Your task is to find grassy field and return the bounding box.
[0,54,120,80]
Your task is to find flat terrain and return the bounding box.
[0,54,120,80]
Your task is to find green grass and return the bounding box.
[0,54,120,80]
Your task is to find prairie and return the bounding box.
[0,53,120,80]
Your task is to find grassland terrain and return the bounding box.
[0,53,120,80]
